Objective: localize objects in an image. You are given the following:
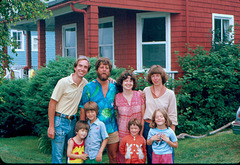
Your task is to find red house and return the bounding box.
[11,0,240,79]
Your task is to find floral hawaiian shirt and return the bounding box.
[79,79,118,134]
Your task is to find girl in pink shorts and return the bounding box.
[147,109,178,164]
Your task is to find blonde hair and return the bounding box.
[150,109,172,128]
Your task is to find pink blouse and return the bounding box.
[115,91,145,141]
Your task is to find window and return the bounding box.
[99,17,114,65]
[11,30,24,51]
[212,13,234,43]
[136,12,171,71]
[31,36,38,51]
[62,23,77,58]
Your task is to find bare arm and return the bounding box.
[80,107,86,120]
[140,103,145,136]
[170,125,175,132]
[47,99,57,139]
[96,138,108,162]
[67,139,88,160]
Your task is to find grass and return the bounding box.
[1,130,240,164]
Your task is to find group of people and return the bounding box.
[47,56,178,164]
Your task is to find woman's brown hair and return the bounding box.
[147,65,168,85]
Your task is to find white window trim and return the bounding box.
[11,30,24,51]
[98,16,115,66]
[31,36,38,51]
[212,13,234,43]
[62,23,77,58]
[136,12,171,72]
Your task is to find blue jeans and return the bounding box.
[143,121,152,164]
[51,115,77,164]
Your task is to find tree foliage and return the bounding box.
[0,0,51,84]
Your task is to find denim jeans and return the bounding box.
[143,121,152,164]
[51,115,77,164]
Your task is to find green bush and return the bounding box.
[23,56,76,136]
[176,44,240,135]
[0,79,32,137]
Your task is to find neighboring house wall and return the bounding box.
[8,30,55,69]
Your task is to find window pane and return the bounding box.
[214,19,221,42]
[18,32,22,41]
[17,41,21,49]
[99,22,113,45]
[142,44,166,68]
[223,19,229,41]
[64,48,76,58]
[65,28,76,47]
[99,46,113,61]
[142,17,165,42]
[13,32,17,39]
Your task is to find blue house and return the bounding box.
[8,30,55,70]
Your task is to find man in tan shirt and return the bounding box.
[47,56,91,164]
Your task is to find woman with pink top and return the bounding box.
[143,65,178,164]
[115,71,145,163]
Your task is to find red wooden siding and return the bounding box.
[55,12,85,57]
[52,0,240,79]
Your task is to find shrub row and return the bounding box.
[0,44,239,151]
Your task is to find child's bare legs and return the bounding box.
[107,142,119,163]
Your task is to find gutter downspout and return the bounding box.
[70,2,89,57]
[186,0,189,45]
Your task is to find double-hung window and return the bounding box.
[11,30,24,51]
[137,12,171,71]
[62,23,77,58]
[31,36,38,51]
[212,13,234,43]
[99,17,114,65]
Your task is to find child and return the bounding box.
[67,120,90,164]
[119,118,147,164]
[147,109,178,164]
[84,101,109,164]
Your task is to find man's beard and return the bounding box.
[97,72,110,81]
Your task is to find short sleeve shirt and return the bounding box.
[51,74,88,116]
[79,79,118,134]
[147,127,177,155]
[85,118,109,160]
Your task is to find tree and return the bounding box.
[0,0,51,84]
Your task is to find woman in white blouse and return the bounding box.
[143,65,178,164]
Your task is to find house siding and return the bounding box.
[55,12,85,57]
[8,31,55,69]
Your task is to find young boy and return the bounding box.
[84,101,109,163]
[119,118,147,164]
[67,120,90,163]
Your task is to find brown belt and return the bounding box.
[55,112,75,120]
[144,119,152,123]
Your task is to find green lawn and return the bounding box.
[1,130,239,164]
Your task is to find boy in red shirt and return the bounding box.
[119,118,147,164]
[67,120,89,163]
